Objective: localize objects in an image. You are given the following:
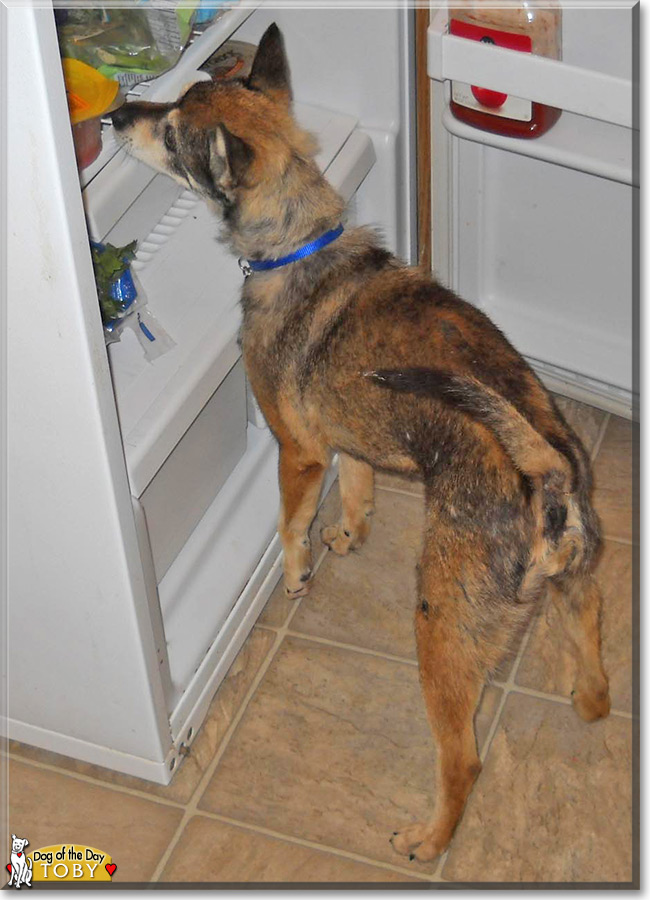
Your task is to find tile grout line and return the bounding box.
[602,534,635,547]
[149,545,332,884]
[590,412,611,463]
[284,629,419,668]
[499,684,633,719]
[375,484,423,500]
[264,624,633,715]
[194,809,441,883]
[3,751,188,810]
[278,628,636,717]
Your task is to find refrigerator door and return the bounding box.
[7,2,416,783]
[429,3,635,417]
[6,2,175,783]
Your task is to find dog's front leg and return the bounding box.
[321,453,374,556]
[278,444,326,598]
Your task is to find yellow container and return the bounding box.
[61,58,121,169]
[62,57,119,125]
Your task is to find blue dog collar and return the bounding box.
[239,224,344,277]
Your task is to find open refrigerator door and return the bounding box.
[7,0,415,782]
[427,2,635,418]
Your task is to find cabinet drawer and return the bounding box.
[140,359,247,583]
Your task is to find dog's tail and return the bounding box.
[365,367,577,490]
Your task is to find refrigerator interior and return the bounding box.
[94,4,415,747]
[6,3,415,782]
[429,2,635,417]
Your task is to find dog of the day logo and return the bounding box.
[6,837,117,886]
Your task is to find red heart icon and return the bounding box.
[6,863,12,874]
[105,863,117,877]
[17,853,22,858]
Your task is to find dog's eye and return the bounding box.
[164,125,177,152]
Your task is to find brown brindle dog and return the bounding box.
[112,24,610,862]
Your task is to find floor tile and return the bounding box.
[592,415,635,542]
[160,815,420,883]
[516,541,633,712]
[9,627,275,805]
[289,486,424,658]
[8,758,182,883]
[198,636,501,875]
[442,694,633,884]
[553,395,608,456]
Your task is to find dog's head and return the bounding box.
[111,24,317,214]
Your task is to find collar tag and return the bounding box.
[238,258,253,278]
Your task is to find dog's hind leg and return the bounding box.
[549,574,610,722]
[279,443,326,598]
[391,549,491,862]
[321,453,374,556]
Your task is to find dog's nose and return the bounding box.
[111,104,135,131]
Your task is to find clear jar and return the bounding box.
[448,1,562,139]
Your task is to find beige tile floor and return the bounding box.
[6,398,637,886]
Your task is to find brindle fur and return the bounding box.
[112,24,610,862]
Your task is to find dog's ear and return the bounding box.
[247,23,292,102]
[210,124,255,189]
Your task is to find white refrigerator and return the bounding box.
[5,1,634,784]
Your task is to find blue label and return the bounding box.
[110,268,137,308]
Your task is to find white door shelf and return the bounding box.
[441,105,634,186]
[428,4,636,185]
[428,4,634,128]
[106,103,375,498]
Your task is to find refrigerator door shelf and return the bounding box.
[427,5,633,129]
[107,107,376,497]
[441,105,634,187]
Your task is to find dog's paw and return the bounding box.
[283,539,313,598]
[321,521,370,556]
[284,569,312,599]
[390,824,446,862]
[572,682,611,722]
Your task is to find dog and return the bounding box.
[112,23,610,862]
[8,835,32,889]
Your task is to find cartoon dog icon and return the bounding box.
[8,835,32,889]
